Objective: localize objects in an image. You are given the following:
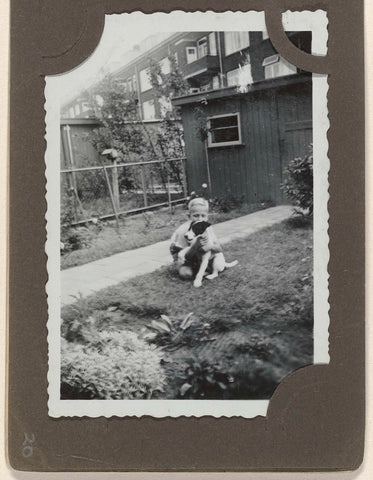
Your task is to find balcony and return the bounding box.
[183,55,220,81]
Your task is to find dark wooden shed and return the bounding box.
[173,73,312,204]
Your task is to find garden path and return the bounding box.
[61,205,293,305]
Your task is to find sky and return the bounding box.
[55,16,174,105]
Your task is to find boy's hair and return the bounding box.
[188,197,209,211]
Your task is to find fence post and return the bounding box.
[100,159,120,229]
[64,124,85,222]
[112,158,120,210]
[140,164,148,207]
[166,161,172,212]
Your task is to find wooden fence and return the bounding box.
[60,119,188,227]
[61,156,188,227]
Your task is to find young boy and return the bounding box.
[170,198,222,280]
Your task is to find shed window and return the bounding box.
[208,113,242,147]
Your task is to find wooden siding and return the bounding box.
[180,78,312,203]
[60,123,102,170]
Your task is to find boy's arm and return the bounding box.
[170,225,189,261]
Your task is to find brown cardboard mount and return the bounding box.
[7,0,364,472]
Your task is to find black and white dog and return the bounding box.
[178,221,238,288]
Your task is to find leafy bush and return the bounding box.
[60,226,95,252]
[61,331,166,399]
[178,357,232,399]
[60,188,76,230]
[143,313,213,351]
[281,146,313,215]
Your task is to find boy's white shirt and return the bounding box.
[170,221,220,250]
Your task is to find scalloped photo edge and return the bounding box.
[45,10,329,418]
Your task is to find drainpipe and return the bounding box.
[134,64,143,120]
[204,140,213,197]
[217,32,225,88]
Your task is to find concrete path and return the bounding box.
[61,205,293,305]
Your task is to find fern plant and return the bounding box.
[143,313,213,351]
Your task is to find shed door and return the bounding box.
[277,85,313,202]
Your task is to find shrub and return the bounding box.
[60,188,76,230]
[61,331,166,399]
[209,195,245,213]
[281,146,313,215]
[61,226,95,252]
[178,357,231,399]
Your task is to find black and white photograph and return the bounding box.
[45,10,329,418]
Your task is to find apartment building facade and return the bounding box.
[61,30,311,121]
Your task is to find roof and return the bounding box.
[172,73,312,106]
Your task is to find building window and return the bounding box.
[207,113,242,147]
[127,77,133,92]
[142,99,156,120]
[139,68,152,92]
[132,74,137,92]
[69,107,75,118]
[81,102,90,113]
[74,104,80,116]
[197,37,208,58]
[174,52,179,66]
[212,75,220,89]
[118,81,127,93]
[159,57,171,75]
[263,55,297,79]
[224,32,250,56]
[186,46,197,63]
[226,63,252,87]
[95,95,104,106]
[262,31,269,40]
[209,32,217,55]
[158,96,172,117]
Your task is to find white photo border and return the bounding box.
[45,10,329,418]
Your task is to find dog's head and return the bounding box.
[184,221,211,243]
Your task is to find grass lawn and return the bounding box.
[61,217,313,400]
[61,201,272,270]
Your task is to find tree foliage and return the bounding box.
[89,75,150,160]
[88,58,188,188]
